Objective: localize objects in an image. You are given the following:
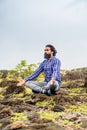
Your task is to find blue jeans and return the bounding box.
[25,80,60,93]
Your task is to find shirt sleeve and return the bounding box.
[51,59,61,80]
[25,62,44,82]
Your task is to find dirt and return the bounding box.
[0,68,87,130]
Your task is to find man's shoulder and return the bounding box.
[53,56,61,62]
[52,57,61,65]
[41,59,47,64]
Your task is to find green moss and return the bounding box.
[77,104,87,115]
[0,87,2,91]
[36,98,55,107]
[69,88,83,94]
[76,123,82,129]
[0,79,2,82]
[62,81,69,85]
[39,110,58,120]
[39,110,82,129]
[12,88,32,99]
[38,110,65,121]
[11,112,28,122]
[0,123,2,128]
[38,103,87,128]
[59,119,82,128]
[25,88,32,94]
[36,101,48,106]
[13,93,24,98]
[66,104,87,115]
[0,93,4,98]
[59,119,74,125]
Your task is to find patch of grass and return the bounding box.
[0,87,3,91]
[12,88,32,98]
[69,88,83,94]
[77,104,87,115]
[0,123,2,128]
[25,88,32,94]
[38,110,64,121]
[39,110,82,129]
[62,81,69,85]
[0,93,4,98]
[0,79,2,82]
[59,119,74,125]
[59,118,82,128]
[66,103,87,115]
[36,98,55,107]
[11,112,28,122]
[13,93,24,98]
[76,123,82,129]
[36,101,49,106]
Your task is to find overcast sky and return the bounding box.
[0,0,87,70]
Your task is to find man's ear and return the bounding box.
[51,51,53,55]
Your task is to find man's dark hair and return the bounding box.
[45,44,57,56]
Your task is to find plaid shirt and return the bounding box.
[25,56,61,86]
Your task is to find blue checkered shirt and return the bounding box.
[25,56,61,86]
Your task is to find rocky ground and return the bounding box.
[0,68,87,130]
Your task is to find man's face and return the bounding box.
[44,47,53,59]
[44,47,53,55]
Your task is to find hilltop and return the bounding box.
[0,67,87,130]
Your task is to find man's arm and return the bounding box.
[17,62,44,86]
[25,62,44,82]
[51,59,61,82]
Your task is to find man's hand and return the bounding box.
[17,79,25,86]
[50,78,55,85]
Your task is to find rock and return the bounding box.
[64,112,80,121]
[0,107,13,119]
[82,119,87,128]
[52,105,65,112]
[5,83,25,94]
[25,122,65,130]
[10,121,25,129]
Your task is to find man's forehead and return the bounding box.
[45,47,50,49]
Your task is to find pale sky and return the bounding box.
[0,0,87,70]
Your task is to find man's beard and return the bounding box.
[44,53,51,59]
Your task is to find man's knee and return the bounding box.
[25,81,31,87]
